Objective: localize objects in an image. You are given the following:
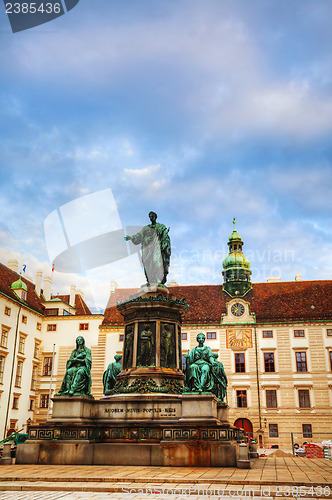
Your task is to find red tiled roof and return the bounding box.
[102,280,332,327]
[0,263,45,315]
[55,294,92,315]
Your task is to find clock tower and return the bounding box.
[222,218,252,297]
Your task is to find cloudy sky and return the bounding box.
[1,0,332,309]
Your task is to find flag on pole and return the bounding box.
[52,263,55,272]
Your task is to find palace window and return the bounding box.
[34,341,40,359]
[294,329,305,337]
[22,315,27,324]
[42,357,53,376]
[40,394,49,409]
[36,322,42,331]
[29,399,35,411]
[182,332,187,340]
[298,389,310,408]
[31,365,37,390]
[15,360,23,387]
[0,328,9,348]
[329,351,332,371]
[79,323,89,331]
[302,424,312,438]
[47,324,57,331]
[266,390,277,408]
[269,424,278,437]
[327,329,332,337]
[206,332,216,339]
[264,352,275,372]
[5,307,11,316]
[45,309,59,316]
[0,355,5,384]
[236,390,247,408]
[235,353,245,372]
[12,396,19,409]
[18,335,26,354]
[262,330,273,338]
[119,334,124,342]
[296,352,308,372]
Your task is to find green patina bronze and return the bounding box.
[136,322,155,367]
[56,336,93,398]
[160,322,176,368]
[109,377,183,395]
[103,354,122,395]
[222,218,252,297]
[183,333,228,402]
[122,324,134,369]
[125,211,171,286]
[211,352,228,403]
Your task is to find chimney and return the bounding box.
[110,280,119,293]
[35,271,42,296]
[8,259,19,273]
[295,274,302,281]
[167,279,178,287]
[267,277,281,283]
[43,276,52,301]
[69,285,76,307]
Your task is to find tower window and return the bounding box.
[296,352,307,372]
[302,424,312,438]
[299,389,310,408]
[264,352,275,372]
[266,390,277,408]
[236,390,247,408]
[206,332,216,340]
[235,353,245,372]
[269,424,278,437]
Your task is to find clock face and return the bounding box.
[231,302,245,317]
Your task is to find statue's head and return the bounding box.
[149,211,157,223]
[144,323,150,329]
[114,354,122,362]
[196,333,206,344]
[76,336,85,347]
[213,353,218,359]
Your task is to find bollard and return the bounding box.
[249,441,259,458]
[0,442,12,465]
[237,442,250,469]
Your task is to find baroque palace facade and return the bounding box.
[1,224,332,447]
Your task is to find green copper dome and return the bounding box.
[222,252,250,270]
[10,277,28,292]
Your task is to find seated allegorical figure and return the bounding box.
[211,352,228,403]
[56,336,93,397]
[184,333,215,393]
[103,354,122,395]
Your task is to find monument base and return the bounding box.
[17,394,246,467]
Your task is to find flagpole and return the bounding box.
[47,343,56,421]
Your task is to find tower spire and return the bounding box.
[222,219,252,297]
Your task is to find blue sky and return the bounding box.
[1,0,332,309]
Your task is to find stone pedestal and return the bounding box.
[17,288,246,467]
[0,442,12,465]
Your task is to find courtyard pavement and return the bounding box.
[0,456,332,499]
